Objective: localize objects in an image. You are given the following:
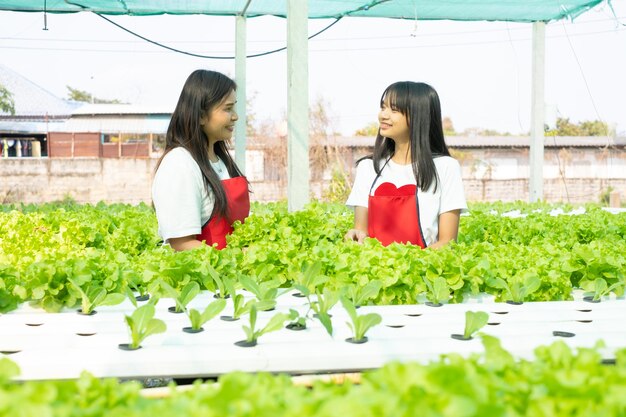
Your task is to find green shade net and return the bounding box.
[0,0,605,22]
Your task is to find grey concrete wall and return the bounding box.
[1,158,156,205]
[1,154,624,205]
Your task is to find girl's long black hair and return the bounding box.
[156,69,244,221]
[370,81,450,193]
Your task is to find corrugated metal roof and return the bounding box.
[446,135,625,148]
[61,116,170,134]
[0,120,67,134]
[72,103,174,116]
[0,64,81,117]
[325,135,626,148]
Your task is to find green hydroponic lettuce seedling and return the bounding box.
[292,261,328,297]
[422,276,451,306]
[343,280,382,308]
[452,310,489,341]
[157,280,200,313]
[236,304,289,347]
[185,298,227,333]
[120,302,166,350]
[201,264,233,299]
[286,308,307,330]
[68,279,125,315]
[310,288,339,336]
[239,274,281,309]
[340,296,382,344]
[487,273,541,304]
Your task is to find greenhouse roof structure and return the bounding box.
[0,0,607,206]
[0,1,603,22]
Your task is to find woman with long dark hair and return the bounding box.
[345,81,467,248]
[152,70,249,251]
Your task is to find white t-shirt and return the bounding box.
[346,156,467,246]
[151,147,230,243]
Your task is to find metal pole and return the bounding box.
[287,0,309,211]
[235,14,247,173]
[529,21,545,202]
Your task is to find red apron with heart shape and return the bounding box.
[367,162,427,248]
[196,176,249,250]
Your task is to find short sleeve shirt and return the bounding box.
[151,147,230,243]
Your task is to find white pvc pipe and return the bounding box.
[235,14,247,173]
[287,0,310,211]
[529,21,546,202]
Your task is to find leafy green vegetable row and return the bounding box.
[0,201,624,313]
[2,337,626,416]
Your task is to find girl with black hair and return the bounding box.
[152,70,249,251]
[345,81,467,248]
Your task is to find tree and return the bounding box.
[0,83,15,115]
[354,122,379,136]
[462,127,512,137]
[443,116,456,136]
[66,86,123,104]
[546,117,611,137]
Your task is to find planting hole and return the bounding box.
[345,337,368,344]
[77,309,97,316]
[577,309,592,313]
[552,331,576,338]
[576,320,593,323]
[385,324,405,328]
[487,322,501,326]
[25,323,44,327]
[492,311,509,315]
[0,350,21,355]
[118,343,142,351]
[183,327,204,334]
[76,332,96,336]
[234,340,257,348]
[404,313,422,317]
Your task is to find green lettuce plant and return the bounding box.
[286,308,308,330]
[184,298,227,333]
[583,277,625,302]
[343,280,382,307]
[217,274,272,321]
[452,311,489,340]
[120,302,166,350]
[487,273,541,304]
[157,280,200,313]
[236,304,289,347]
[310,288,339,336]
[340,297,382,344]
[201,264,232,299]
[68,279,125,315]
[239,274,281,310]
[292,261,328,297]
[422,276,451,306]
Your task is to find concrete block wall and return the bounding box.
[0,158,155,205]
[1,157,624,206]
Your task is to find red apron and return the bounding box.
[367,161,427,248]
[196,176,249,250]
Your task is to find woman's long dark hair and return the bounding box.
[370,81,450,193]
[156,69,244,221]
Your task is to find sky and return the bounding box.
[0,1,625,136]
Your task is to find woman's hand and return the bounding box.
[344,228,367,243]
[345,206,369,244]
